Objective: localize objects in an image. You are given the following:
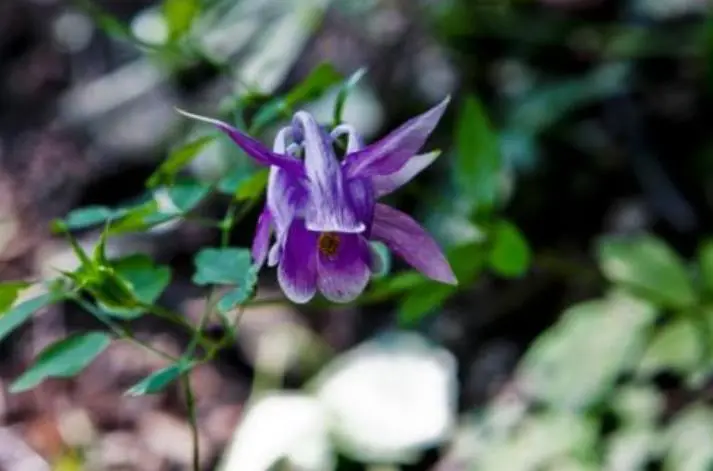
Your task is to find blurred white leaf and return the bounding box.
[475,412,597,471]
[516,291,656,410]
[313,332,458,464]
[220,393,333,471]
[663,405,713,471]
[604,427,657,471]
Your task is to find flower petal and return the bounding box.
[317,234,371,303]
[331,124,364,153]
[176,109,303,174]
[293,111,364,234]
[278,220,318,304]
[371,204,457,285]
[371,150,440,197]
[343,96,450,179]
[252,207,273,267]
[347,177,375,235]
[267,167,307,237]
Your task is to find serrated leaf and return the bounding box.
[0,282,30,313]
[598,235,697,309]
[125,362,193,396]
[0,294,58,344]
[488,221,531,278]
[193,248,253,286]
[147,135,215,188]
[456,95,502,212]
[10,332,111,393]
[333,67,367,126]
[163,0,199,41]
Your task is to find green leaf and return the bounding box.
[217,167,251,195]
[159,179,210,214]
[397,242,486,325]
[333,67,367,126]
[398,284,456,326]
[163,0,200,41]
[147,135,215,188]
[638,319,702,377]
[597,235,697,309]
[106,181,209,235]
[55,206,116,231]
[0,294,58,344]
[0,282,30,313]
[125,362,193,396]
[698,239,713,295]
[234,169,269,201]
[363,271,429,304]
[456,95,502,212]
[9,332,111,393]
[488,221,531,278]
[217,267,259,313]
[517,292,656,410]
[251,63,343,133]
[114,255,171,304]
[75,0,142,47]
[664,405,713,471]
[107,201,162,235]
[193,248,253,286]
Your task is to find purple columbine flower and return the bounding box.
[178,96,457,304]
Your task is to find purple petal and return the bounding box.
[278,220,318,304]
[343,96,450,179]
[293,111,364,234]
[267,243,281,267]
[176,109,303,174]
[371,203,457,285]
[316,234,371,303]
[266,126,308,252]
[331,124,364,153]
[347,177,375,235]
[252,207,273,267]
[371,150,440,197]
[267,167,307,237]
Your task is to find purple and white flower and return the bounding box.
[178,96,456,304]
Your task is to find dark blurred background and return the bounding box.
[0,0,712,469]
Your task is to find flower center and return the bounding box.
[318,233,340,258]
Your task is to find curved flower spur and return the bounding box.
[178,96,457,303]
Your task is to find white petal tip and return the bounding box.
[175,108,229,128]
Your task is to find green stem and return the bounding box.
[137,302,217,351]
[182,374,201,471]
[73,297,178,361]
[690,307,712,372]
